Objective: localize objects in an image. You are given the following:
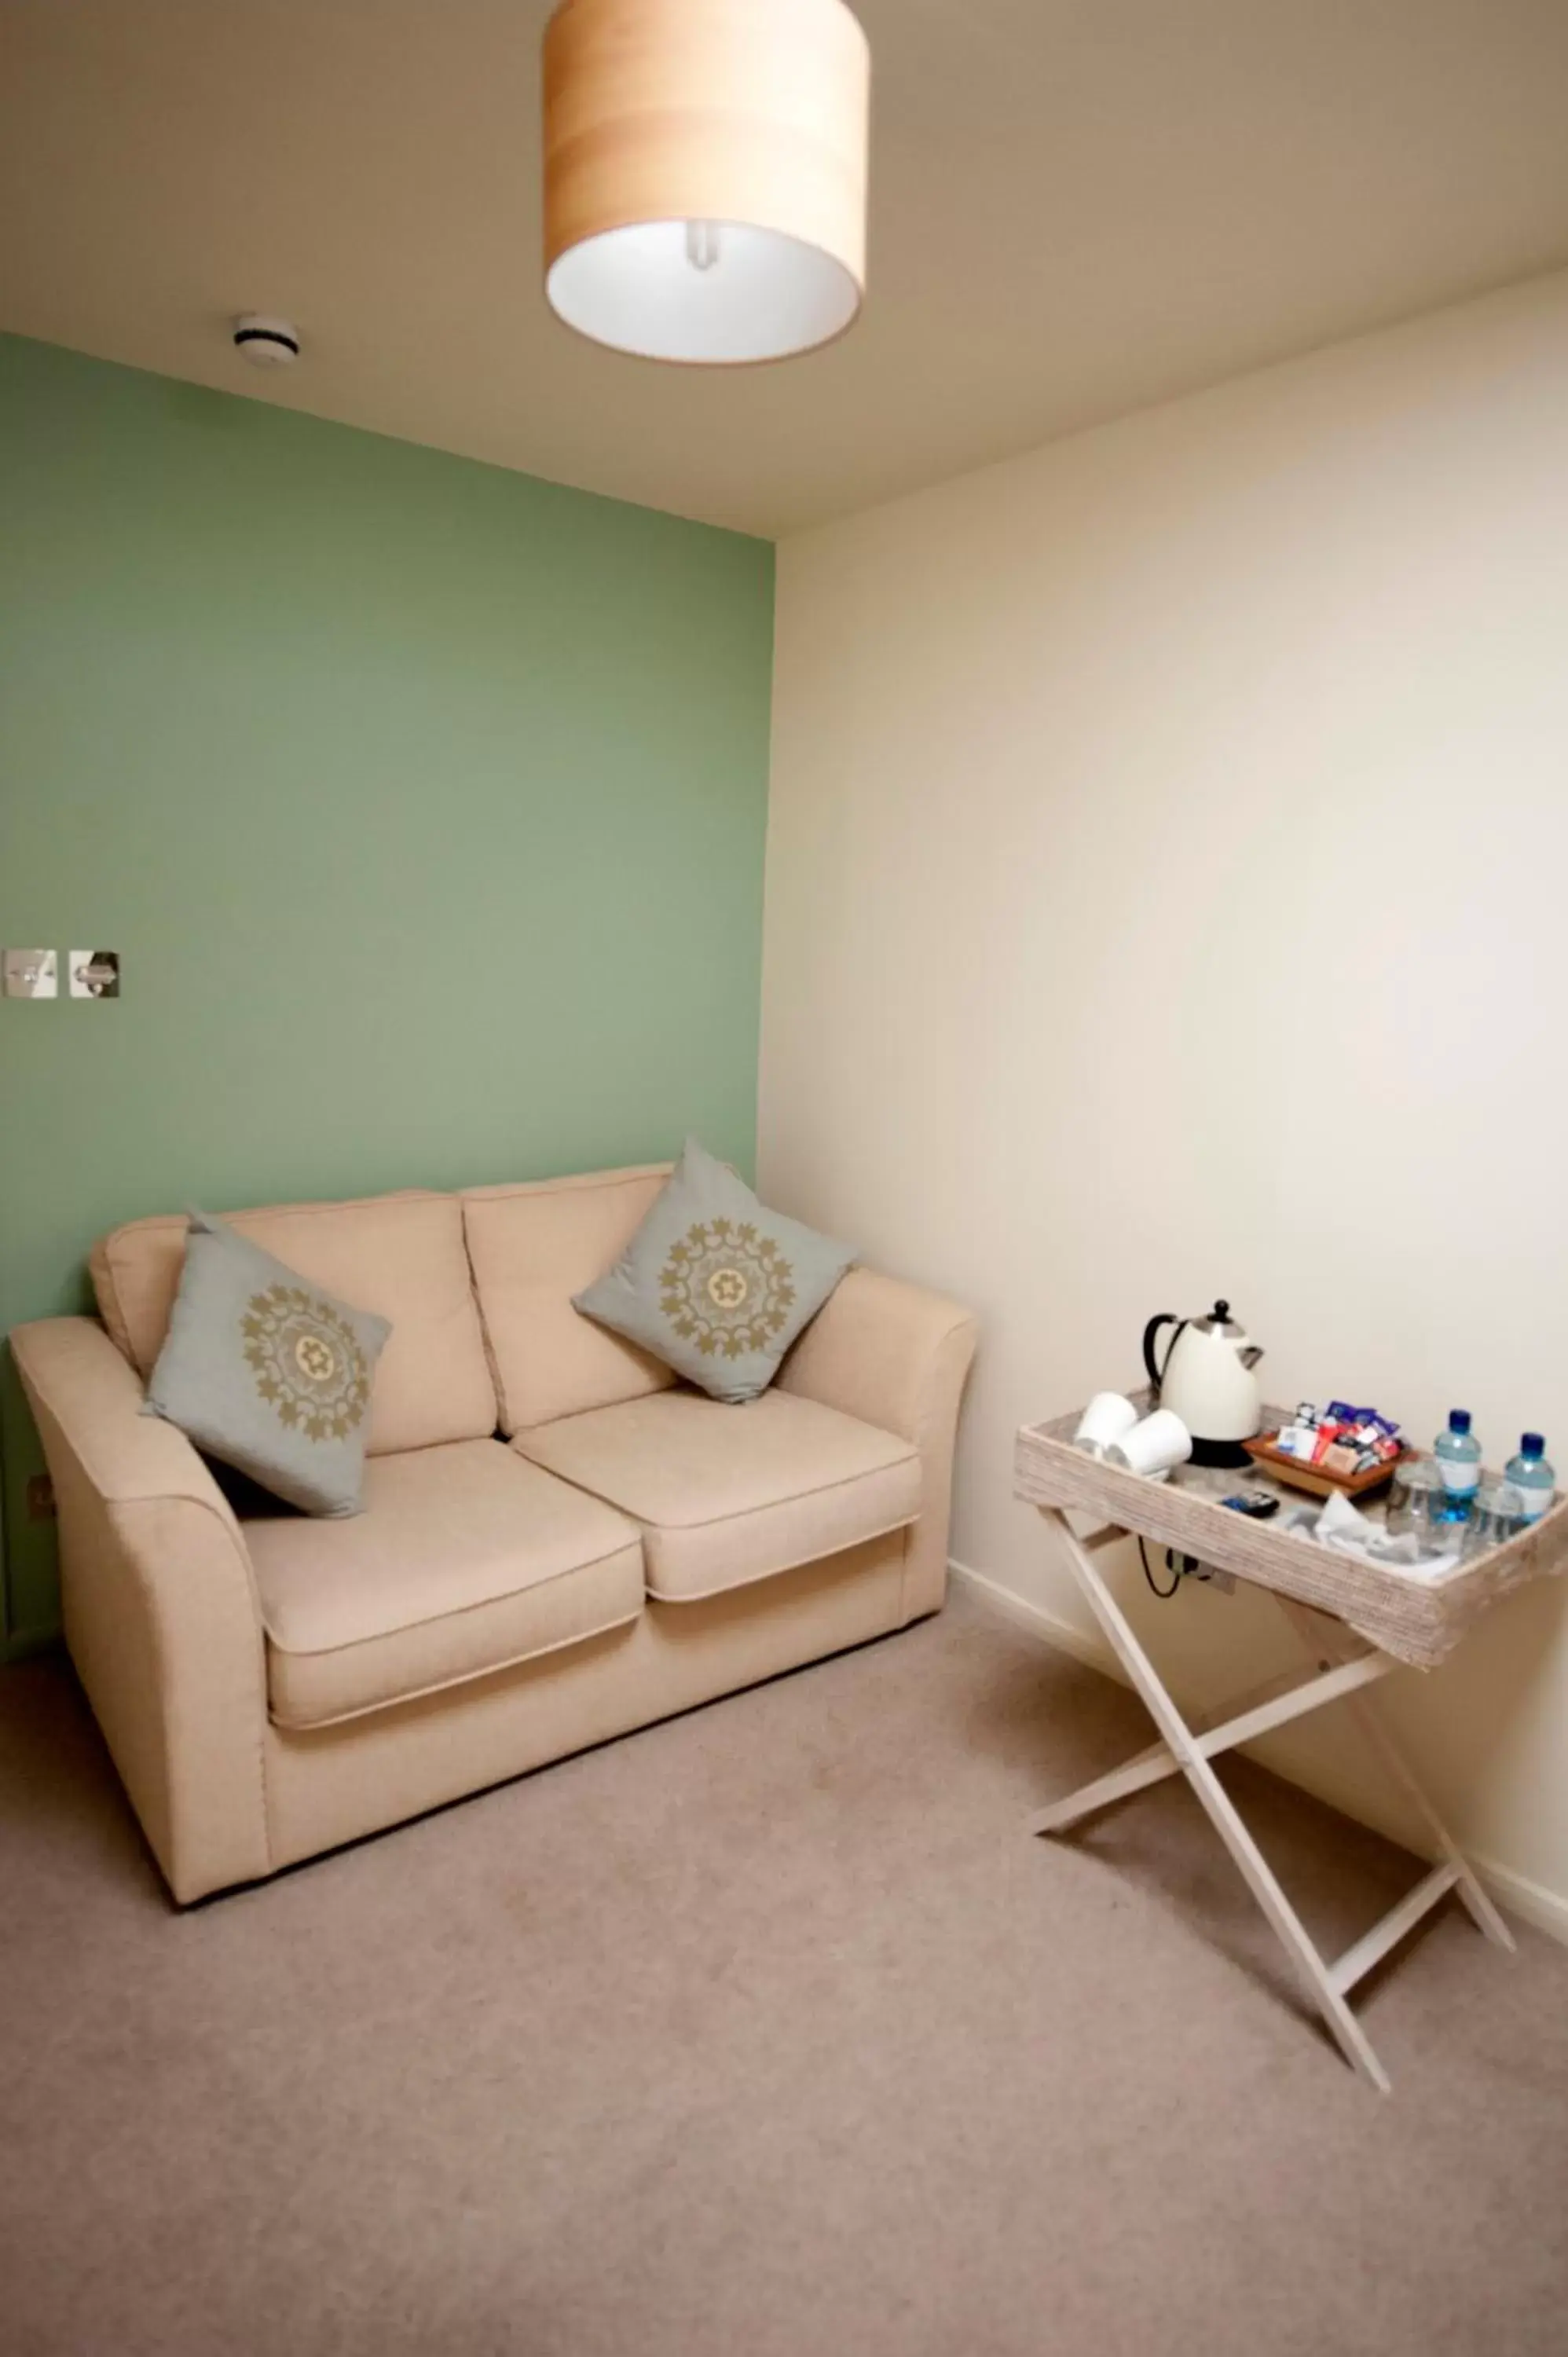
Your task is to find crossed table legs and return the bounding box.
[1032,1508,1515,2093]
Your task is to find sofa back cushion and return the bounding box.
[463,1164,677,1434]
[90,1190,497,1455]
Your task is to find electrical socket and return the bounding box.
[1181,1558,1235,1595]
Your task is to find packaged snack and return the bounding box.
[1266,1394,1404,1483]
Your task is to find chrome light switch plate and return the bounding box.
[69,949,120,999]
[3,948,57,999]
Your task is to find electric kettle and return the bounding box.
[1142,1300,1265,1466]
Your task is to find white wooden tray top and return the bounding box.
[1016,1402,1568,1669]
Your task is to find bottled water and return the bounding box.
[1433,1409,1482,1522]
[1504,1432,1555,1523]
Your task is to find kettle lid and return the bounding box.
[1193,1298,1247,1337]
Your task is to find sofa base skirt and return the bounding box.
[260,1528,924,1880]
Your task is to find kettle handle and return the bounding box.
[1142,1314,1185,1399]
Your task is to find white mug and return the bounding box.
[1074,1391,1140,1457]
[1108,1408,1192,1479]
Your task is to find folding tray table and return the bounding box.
[1014,1404,1568,2091]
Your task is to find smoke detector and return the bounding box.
[233,314,300,367]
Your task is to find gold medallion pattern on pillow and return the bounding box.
[241,1285,372,1442]
[658,1219,797,1359]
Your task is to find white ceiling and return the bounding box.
[3,0,1567,538]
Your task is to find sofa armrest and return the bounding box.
[10,1317,272,1903]
[776,1269,978,1620]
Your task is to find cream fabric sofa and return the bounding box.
[10,1164,977,1904]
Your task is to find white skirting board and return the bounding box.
[950,1557,1568,1952]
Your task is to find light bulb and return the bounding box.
[684,220,721,273]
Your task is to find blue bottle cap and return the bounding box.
[1448,1409,1471,1435]
[1521,1432,1544,1457]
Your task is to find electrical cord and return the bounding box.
[1138,1535,1182,1600]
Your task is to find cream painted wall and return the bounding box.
[760,269,1568,1937]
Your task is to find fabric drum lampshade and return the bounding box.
[542,0,870,365]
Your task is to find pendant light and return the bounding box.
[542,0,870,365]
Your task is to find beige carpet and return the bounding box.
[2,1587,1566,2357]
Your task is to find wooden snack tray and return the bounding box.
[1015,1398,1568,1668]
[1241,1432,1405,1499]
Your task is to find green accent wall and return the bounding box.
[0,332,775,1651]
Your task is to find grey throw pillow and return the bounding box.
[145,1211,390,1516]
[573,1138,855,1405]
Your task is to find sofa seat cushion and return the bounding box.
[246,1440,644,1730]
[513,1389,921,1603]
